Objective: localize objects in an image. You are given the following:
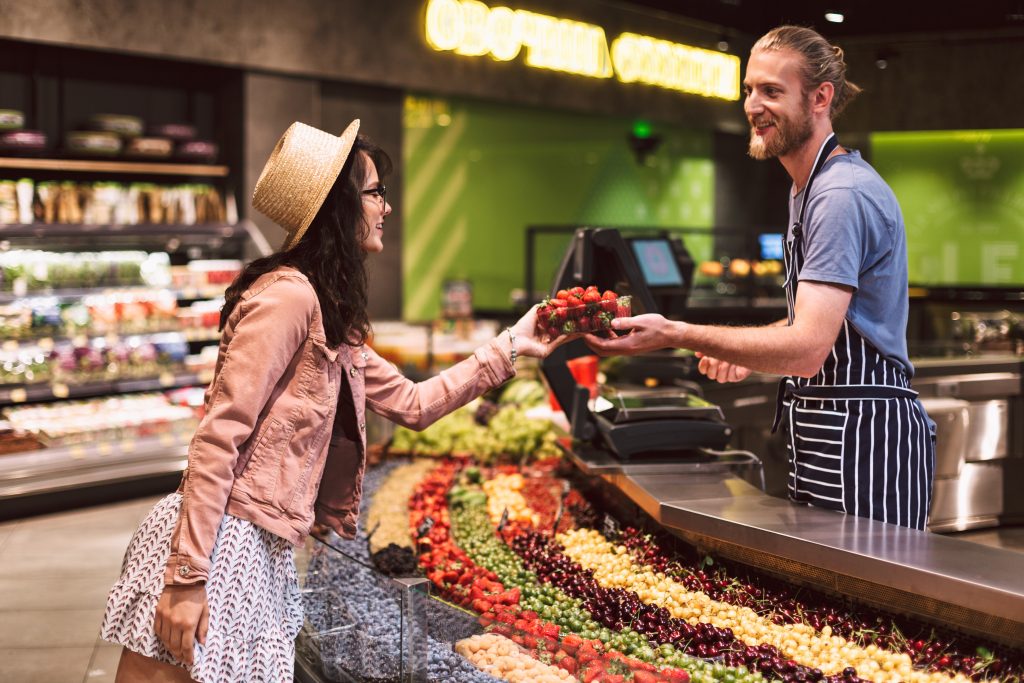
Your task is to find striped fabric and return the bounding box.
[776,135,936,531]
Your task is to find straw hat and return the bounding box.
[253,119,361,250]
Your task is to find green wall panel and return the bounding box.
[402,96,714,320]
[871,129,1024,286]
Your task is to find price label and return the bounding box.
[69,445,86,459]
[159,433,175,446]
[51,383,69,398]
[602,513,620,539]
[9,388,27,403]
[198,369,214,384]
[105,333,119,346]
[122,440,135,452]
[497,507,510,532]
[416,516,435,539]
[97,442,113,456]
[2,340,18,351]
[72,335,88,347]
[37,338,54,351]
[159,372,176,387]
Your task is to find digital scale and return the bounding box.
[541,227,733,461]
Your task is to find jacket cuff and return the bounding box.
[163,552,210,586]
[478,334,516,383]
[315,504,359,540]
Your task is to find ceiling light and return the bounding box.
[825,12,844,23]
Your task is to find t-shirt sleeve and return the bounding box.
[797,187,866,290]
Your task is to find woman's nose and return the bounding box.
[384,200,392,216]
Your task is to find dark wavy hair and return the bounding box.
[220,134,392,348]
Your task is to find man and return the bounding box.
[587,26,935,530]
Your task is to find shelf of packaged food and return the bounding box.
[0,328,220,351]
[0,157,229,177]
[0,222,245,240]
[0,369,213,406]
[0,429,191,499]
[0,285,227,304]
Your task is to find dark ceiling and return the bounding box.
[614,0,1024,39]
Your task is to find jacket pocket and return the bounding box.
[238,416,295,504]
[306,337,339,403]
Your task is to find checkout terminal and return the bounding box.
[541,227,734,461]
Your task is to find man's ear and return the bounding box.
[813,82,835,115]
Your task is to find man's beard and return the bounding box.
[747,106,814,160]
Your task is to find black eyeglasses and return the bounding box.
[361,184,387,206]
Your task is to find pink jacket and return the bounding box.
[164,267,515,585]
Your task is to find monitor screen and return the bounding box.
[630,239,684,287]
[758,233,784,260]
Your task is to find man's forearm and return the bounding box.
[670,320,825,377]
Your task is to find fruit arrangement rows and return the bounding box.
[302,455,1023,683]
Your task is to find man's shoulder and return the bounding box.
[815,153,897,206]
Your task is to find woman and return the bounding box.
[100,120,562,682]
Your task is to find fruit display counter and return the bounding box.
[295,446,1024,683]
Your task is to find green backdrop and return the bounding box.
[402,95,714,320]
[871,129,1024,286]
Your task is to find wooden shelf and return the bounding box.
[0,157,229,177]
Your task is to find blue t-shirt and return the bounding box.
[788,149,913,377]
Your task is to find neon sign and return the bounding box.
[424,0,740,101]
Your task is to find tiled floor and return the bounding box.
[0,495,162,683]
[0,494,1021,682]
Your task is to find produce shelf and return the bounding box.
[0,156,229,177]
[0,369,212,406]
[0,285,227,304]
[0,328,220,351]
[0,222,245,240]
[0,428,190,499]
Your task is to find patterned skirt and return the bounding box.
[101,493,304,682]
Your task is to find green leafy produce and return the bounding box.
[498,378,549,407]
[390,402,561,463]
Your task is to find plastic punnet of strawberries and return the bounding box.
[537,285,632,339]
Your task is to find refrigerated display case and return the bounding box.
[0,157,269,515]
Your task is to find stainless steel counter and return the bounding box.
[564,441,1024,646]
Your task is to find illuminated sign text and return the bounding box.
[424,0,739,101]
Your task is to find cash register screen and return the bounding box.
[630,239,684,287]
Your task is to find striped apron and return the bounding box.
[770,134,936,530]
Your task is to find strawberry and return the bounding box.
[602,290,618,300]
[604,676,626,683]
[570,286,585,297]
[558,657,578,675]
[662,668,691,682]
[540,622,560,639]
[470,598,493,613]
[578,316,592,333]
[582,667,604,683]
[520,610,538,621]
[562,320,578,334]
[633,672,659,683]
[616,298,631,318]
[556,289,570,299]
[566,295,583,308]
[582,290,601,304]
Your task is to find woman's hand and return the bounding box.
[696,351,751,383]
[509,305,580,359]
[584,314,679,356]
[154,583,209,666]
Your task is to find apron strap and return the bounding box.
[771,379,918,433]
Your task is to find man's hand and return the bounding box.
[154,583,209,666]
[584,313,679,356]
[696,351,751,383]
